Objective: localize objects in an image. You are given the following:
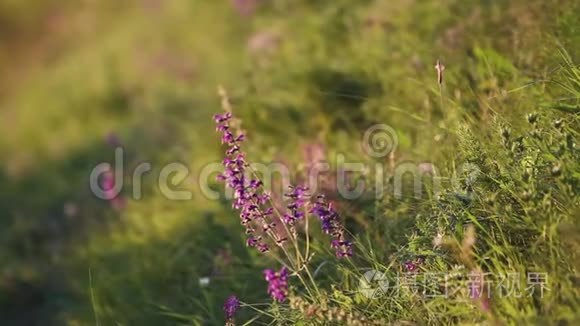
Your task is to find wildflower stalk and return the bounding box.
[216,86,321,299]
[305,204,310,260]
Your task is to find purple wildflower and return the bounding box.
[105,132,121,147]
[214,110,279,252]
[282,185,308,225]
[331,239,353,258]
[404,261,418,272]
[310,195,353,258]
[223,295,241,322]
[257,242,270,253]
[264,267,289,302]
[404,256,425,272]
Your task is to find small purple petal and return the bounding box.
[223,295,240,320]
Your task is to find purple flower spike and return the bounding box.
[310,195,353,258]
[282,185,309,226]
[223,295,240,321]
[264,267,289,302]
[214,109,275,254]
[213,112,232,123]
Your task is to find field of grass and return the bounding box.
[0,0,578,325]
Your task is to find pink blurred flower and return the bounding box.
[232,0,258,16]
[468,269,490,312]
[100,170,125,211]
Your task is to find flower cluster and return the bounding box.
[264,267,289,302]
[310,195,353,258]
[223,294,241,323]
[214,111,277,253]
[282,185,308,226]
[404,261,417,272]
[213,98,354,308]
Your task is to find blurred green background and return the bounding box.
[0,0,578,325]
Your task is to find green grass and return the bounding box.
[0,0,578,325]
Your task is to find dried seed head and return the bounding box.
[435,60,445,85]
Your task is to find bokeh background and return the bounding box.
[0,0,578,325]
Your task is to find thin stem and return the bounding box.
[305,205,310,263]
[438,82,444,112]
